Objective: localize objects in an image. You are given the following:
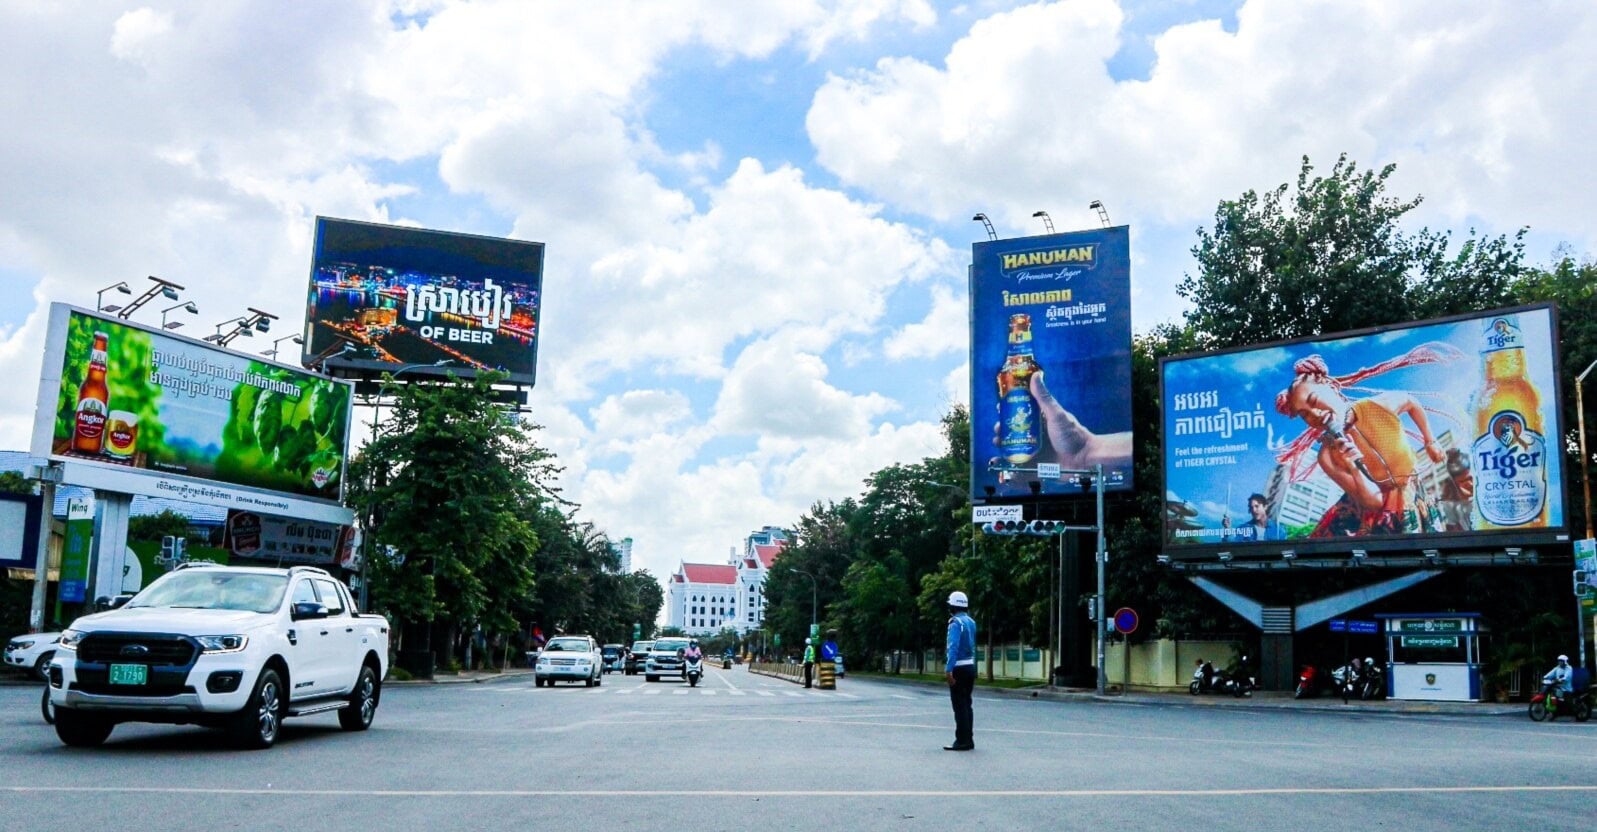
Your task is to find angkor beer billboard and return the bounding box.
[1161,304,1567,554]
[970,226,1133,499]
[32,305,354,513]
[302,217,544,386]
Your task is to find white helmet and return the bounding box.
[948,591,969,609]
[805,638,812,645]
[1558,654,1569,662]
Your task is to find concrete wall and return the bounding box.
[1102,639,1243,691]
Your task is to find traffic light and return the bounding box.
[1028,520,1067,536]
[981,520,1026,535]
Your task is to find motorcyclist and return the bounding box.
[1542,654,1573,701]
[683,639,703,663]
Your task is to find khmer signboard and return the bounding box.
[969,226,1134,499]
[1160,304,1566,554]
[31,305,354,512]
[301,217,544,386]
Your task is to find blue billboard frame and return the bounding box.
[968,226,1134,500]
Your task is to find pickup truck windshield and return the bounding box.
[127,572,288,614]
[652,639,689,652]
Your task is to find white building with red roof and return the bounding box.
[666,526,788,635]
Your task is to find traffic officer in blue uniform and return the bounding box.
[944,590,977,751]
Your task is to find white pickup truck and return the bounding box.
[48,563,389,749]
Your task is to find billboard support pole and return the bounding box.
[1095,464,1107,697]
[1577,359,1596,541]
[29,469,58,632]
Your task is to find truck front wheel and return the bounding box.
[55,708,113,747]
[228,668,284,750]
[339,666,379,731]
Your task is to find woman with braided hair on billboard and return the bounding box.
[1271,343,1465,538]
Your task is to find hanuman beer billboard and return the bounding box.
[302,217,544,386]
[32,304,353,504]
[1161,304,1567,554]
[970,226,1133,498]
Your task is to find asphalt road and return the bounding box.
[2,667,1594,831]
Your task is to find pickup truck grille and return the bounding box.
[79,634,196,666]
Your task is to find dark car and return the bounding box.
[601,643,625,673]
[625,640,653,675]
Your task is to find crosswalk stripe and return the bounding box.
[616,688,634,695]
[757,691,775,697]
[728,690,745,696]
[783,691,802,698]
[837,693,858,699]
[643,688,660,695]
[673,689,690,695]
[701,690,716,696]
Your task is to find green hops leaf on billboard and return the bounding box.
[42,308,352,502]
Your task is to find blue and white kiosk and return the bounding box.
[1378,613,1485,702]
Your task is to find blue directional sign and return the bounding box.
[1329,619,1346,633]
[1328,619,1379,634]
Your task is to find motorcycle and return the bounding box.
[1295,665,1321,699]
[1528,684,1592,723]
[1229,656,1256,698]
[1189,663,1242,695]
[685,656,703,688]
[1359,662,1386,700]
[1332,663,1364,703]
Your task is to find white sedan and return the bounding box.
[535,635,604,687]
[4,632,62,680]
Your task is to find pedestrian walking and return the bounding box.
[944,590,976,751]
[802,638,816,688]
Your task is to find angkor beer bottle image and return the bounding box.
[72,331,111,454]
[1470,315,1547,528]
[996,313,1042,464]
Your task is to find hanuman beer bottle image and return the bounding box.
[1470,315,1548,528]
[996,313,1042,464]
[71,331,111,454]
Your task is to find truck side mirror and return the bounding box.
[292,602,330,621]
[110,594,135,610]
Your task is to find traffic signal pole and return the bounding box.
[1095,464,1107,696]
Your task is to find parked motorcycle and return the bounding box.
[1528,684,1593,722]
[1295,665,1321,699]
[1189,662,1227,695]
[1229,656,1256,698]
[1331,663,1362,703]
[686,656,703,688]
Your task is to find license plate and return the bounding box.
[109,664,148,685]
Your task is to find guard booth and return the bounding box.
[1378,613,1485,702]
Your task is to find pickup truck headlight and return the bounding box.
[56,629,83,652]
[196,635,249,653]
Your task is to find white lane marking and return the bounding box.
[673,689,690,695]
[782,692,802,698]
[716,669,739,692]
[8,786,1595,798]
[728,690,745,696]
[891,694,914,700]
[642,688,661,695]
[837,693,858,699]
[615,688,634,695]
[757,691,775,697]
[700,689,716,696]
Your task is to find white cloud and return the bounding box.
[713,333,898,440]
[109,7,174,64]
[807,0,1597,325]
[885,283,968,360]
[590,390,694,440]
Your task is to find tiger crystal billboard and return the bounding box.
[969,226,1134,498]
[32,305,354,512]
[1160,304,1567,554]
[302,217,544,385]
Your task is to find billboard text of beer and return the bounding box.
[301,217,544,387]
[1158,303,1566,558]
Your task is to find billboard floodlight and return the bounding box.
[1089,200,1111,227]
[971,213,997,241]
[1031,211,1055,233]
[96,281,133,311]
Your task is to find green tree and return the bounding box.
[1180,153,1527,350]
[351,372,556,672]
[127,510,191,542]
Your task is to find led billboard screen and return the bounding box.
[970,226,1133,498]
[32,305,354,506]
[1161,304,1566,554]
[302,217,544,386]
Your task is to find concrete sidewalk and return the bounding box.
[385,667,536,686]
[860,672,1524,717]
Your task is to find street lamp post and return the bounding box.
[1575,358,1597,670]
[792,568,818,632]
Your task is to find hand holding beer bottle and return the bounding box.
[990,370,1132,473]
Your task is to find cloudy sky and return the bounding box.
[1,1,1592,585]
